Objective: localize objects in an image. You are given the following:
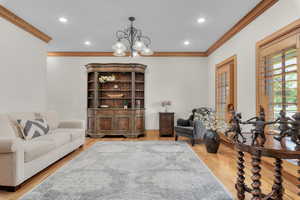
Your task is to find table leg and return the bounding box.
[236,151,246,200]
[298,159,300,197]
[251,151,262,200]
[271,158,283,200]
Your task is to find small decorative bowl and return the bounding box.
[107,94,124,98]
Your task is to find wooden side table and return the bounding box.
[159,112,174,137]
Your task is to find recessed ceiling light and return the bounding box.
[84,41,91,46]
[59,17,68,23]
[197,17,206,24]
[184,40,190,46]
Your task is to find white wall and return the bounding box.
[0,18,47,113]
[207,0,300,120]
[47,57,208,130]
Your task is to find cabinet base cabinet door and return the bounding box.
[88,109,145,138]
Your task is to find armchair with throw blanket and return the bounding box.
[174,108,207,146]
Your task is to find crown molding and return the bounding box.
[0,5,52,43]
[206,0,278,56]
[1,0,278,54]
[49,0,278,58]
[47,51,208,57]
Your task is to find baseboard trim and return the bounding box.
[0,185,21,192]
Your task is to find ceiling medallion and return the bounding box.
[112,17,153,57]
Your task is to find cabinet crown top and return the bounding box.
[85,63,147,68]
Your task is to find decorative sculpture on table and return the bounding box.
[242,107,275,146]
[225,111,246,143]
[226,108,300,147]
[289,112,300,145]
[273,110,293,142]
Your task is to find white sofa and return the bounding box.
[0,111,85,191]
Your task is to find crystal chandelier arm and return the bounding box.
[116,30,127,41]
[140,35,151,47]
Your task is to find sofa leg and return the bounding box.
[175,134,178,141]
[191,139,195,146]
[0,185,21,192]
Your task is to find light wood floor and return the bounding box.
[0,131,299,200]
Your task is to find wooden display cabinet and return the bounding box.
[86,63,146,138]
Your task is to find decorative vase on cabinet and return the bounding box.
[86,63,146,138]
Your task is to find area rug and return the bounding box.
[20,141,233,200]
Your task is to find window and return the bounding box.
[216,56,237,121]
[256,21,300,121]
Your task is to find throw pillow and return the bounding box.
[17,119,50,140]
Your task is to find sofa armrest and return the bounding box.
[0,137,24,186]
[0,138,20,153]
[58,120,85,129]
[176,118,191,127]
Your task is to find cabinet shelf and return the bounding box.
[100,97,132,100]
[100,80,131,83]
[100,89,131,92]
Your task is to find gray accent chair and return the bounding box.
[174,109,206,146]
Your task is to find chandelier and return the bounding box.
[112,17,153,57]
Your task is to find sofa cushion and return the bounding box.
[24,139,55,163]
[175,126,194,135]
[17,119,50,140]
[53,128,85,141]
[38,131,72,148]
[42,111,59,130]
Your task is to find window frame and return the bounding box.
[256,19,300,119]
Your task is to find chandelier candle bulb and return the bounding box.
[112,41,126,51]
[141,47,153,56]
[113,49,126,57]
[133,40,145,51]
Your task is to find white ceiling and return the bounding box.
[1,0,261,52]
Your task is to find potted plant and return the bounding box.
[195,108,228,153]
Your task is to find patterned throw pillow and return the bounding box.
[17,119,50,140]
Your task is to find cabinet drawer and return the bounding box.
[96,110,114,116]
[114,110,132,115]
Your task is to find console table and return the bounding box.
[235,138,300,200]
